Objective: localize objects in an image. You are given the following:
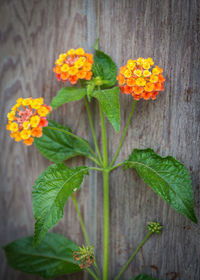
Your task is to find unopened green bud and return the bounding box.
[94,76,104,86]
[147,221,162,234]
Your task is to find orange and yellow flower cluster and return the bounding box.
[117,57,165,100]
[6,98,52,146]
[53,48,93,84]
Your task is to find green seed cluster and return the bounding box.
[73,245,94,269]
[147,221,163,234]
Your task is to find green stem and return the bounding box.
[72,195,101,279]
[46,126,101,166]
[99,103,108,167]
[99,103,109,280]
[114,231,152,280]
[103,170,109,280]
[88,167,104,172]
[110,162,124,171]
[72,195,90,245]
[110,100,137,167]
[84,96,103,164]
[88,156,103,167]
[86,268,99,280]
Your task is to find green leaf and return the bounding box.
[124,149,197,223]
[94,38,99,51]
[3,233,81,278]
[91,87,120,132]
[33,163,89,246]
[92,50,117,87]
[51,87,87,110]
[130,274,158,280]
[34,120,91,163]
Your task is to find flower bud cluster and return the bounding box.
[73,245,94,269]
[147,221,163,234]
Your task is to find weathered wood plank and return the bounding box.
[97,0,200,279]
[0,0,199,280]
[0,1,97,280]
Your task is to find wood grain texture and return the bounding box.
[0,0,199,280]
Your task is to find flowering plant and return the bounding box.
[4,42,197,280]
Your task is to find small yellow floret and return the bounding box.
[150,75,159,83]
[74,59,84,69]
[143,70,151,77]
[10,122,18,132]
[61,64,69,72]
[152,67,161,75]
[20,129,31,140]
[37,106,49,117]
[75,48,85,55]
[79,57,86,63]
[68,67,78,76]
[147,58,154,65]
[127,60,136,70]
[59,53,67,60]
[31,98,44,110]
[143,62,151,70]
[30,115,40,127]
[22,98,32,106]
[136,77,146,86]
[137,57,144,65]
[7,111,16,121]
[23,121,30,129]
[17,98,23,105]
[11,104,20,111]
[124,69,132,78]
[134,70,142,77]
[68,49,76,56]
[55,59,63,66]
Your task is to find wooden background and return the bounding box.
[0,0,199,279]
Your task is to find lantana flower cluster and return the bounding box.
[6,98,52,146]
[117,57,165,100]
[53,48,93,84]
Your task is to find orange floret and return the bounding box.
[123,85,133,94]
[61,72,68,81]
[143,91,152,100]
[154,82,162,91]
[24,137,34,146]
[158,74,166,83]
[117,57,165,101]
[85,71,93,80]
[144,82,155,92]
[127,77,136,87]
[31,127,43,138]
[151,91,159,100]
[53,65,61,74]
[69,75,78,84]
[6,97,51,146]
[150,75,159,83]
[85,53,94,63]
[133,86,144,95]
[77,71,87,79]
[53,48,93,84]
[117,74,125,85]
